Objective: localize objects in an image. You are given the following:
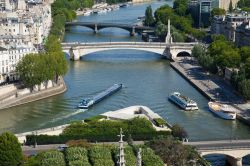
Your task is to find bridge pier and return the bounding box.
[226,156,242,166]
[94,24,98,34]
[130,27,136,36]
[69,47,80,61]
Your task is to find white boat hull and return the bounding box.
[208,106,236,120]
[169,96,198,111]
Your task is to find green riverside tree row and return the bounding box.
[148,0,206,41]
[192,35,250,99]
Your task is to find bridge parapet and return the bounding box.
[61,42,197,60]
[65,22,154,36]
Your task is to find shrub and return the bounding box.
[171,124,188,140]
[153,118,167,127]
[37,150,65,166]
[113,146,137,166]
[0,132,23,166]
[142,148,164,166]
[89,145,114,166]
[65,147,90,166]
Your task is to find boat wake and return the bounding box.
[51,109,87,122]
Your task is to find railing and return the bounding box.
[61,42,198,47]
[196,145,250,151]
[65,22,153,28]
[185,140,250,151]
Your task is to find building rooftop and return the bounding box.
[0,46,7,51]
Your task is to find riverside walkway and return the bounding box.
[170,57,250,125]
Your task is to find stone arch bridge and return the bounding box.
[61,42,197,60]
[65,22,155,36]
[184,140,250,166]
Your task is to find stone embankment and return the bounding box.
[16,124,70,144]
[170,57,250,125]
[0,79,67,110]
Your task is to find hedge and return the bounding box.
[113,146,137,166]
[25,118,171,145]
[153,118,167,127]
[37,150,66,166]
[142,148,164,166]
[89,145,114,166]
[65,147,90,166]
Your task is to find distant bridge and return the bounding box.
[65,22,155,36]
[184,140,250,166]
[61,42,197,60]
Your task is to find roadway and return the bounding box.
[184,140,250,150]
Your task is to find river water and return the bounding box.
[0,1,250,165]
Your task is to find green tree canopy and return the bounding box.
[0,132,22,166]
[172,31,185,42]
[244,57,250,78]
[155,21,168,39]
[154,4,205,40]
[16,52,68,88]
[211,8,226,17]
[16,54,41,88]
[144,5,155,26]
[191,44,206,58]
[237,0,250,8]
[240,46,250,62]
[171,124,187,140]
[209,37,240,69]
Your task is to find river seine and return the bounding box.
[0,1,249,165]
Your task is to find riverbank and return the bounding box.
[0,79,67,110]
[15,106,170,143]
[170,57,250,125]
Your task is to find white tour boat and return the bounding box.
[208,102,237,120]
[168,92,198,111]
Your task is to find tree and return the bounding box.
[172,31,185,42]
[16,54,41,89]
[0,132,22,166]
[50,51,68,83]
[244,57,250,79]
[239,79,250,99]
[229,0,233,13]
[148,137,207,166]
[155,21,168,40]
[45,35,62,53]
[191,44,206,58]
[144,5,155,26]
[171,124,187,140]
[211,8,226,17]
[240,46,250,62]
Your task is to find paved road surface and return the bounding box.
[184,140,250,150]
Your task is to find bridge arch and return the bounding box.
[75,25,96,32]
[176,51,191,57]
[97,26,133,33]
[200,150,250,166]
[77,47,165,60]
